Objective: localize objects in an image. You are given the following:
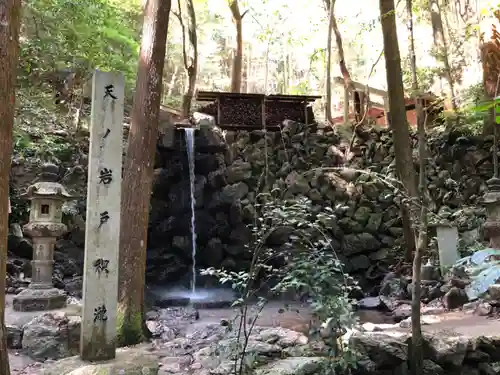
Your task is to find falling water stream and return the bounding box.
[184,128,197,295]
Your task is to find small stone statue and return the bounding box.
[421,258,440,281]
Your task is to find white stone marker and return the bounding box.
[434,223,460,274]
[80,70,124,361]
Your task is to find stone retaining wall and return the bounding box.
[7,119,494,288]
[146,120,490,285]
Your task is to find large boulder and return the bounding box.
[350,331,408,369]
[194,119,226,152]
[22,311,81,360]
[423,333,469,367]
[349,328,500,375]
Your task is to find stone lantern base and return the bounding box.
[13,288,67,312]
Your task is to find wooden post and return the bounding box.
[384,95,390,125]
[261,96,266,129]
[217,97,222,126]
[343,86,350,123]
[80,70,124,361]
[358,91,366,121]
[304,101,309,125]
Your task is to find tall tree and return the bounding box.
[246,44,252,93]
[323,0,354,123]
[117,0,172,346]
[325,0,334,124]
[0,0,21,373]
[428,0,457,115]
[379,0,418,261]
[479,11,500,135]
[228,0,246,92]
[407,0,426,374]
[324,0,353,90]
[174,0,198,118]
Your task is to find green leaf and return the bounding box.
[471,98,500,113]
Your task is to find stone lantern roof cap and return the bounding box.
[484,177,500,204]
[21,163,73,200]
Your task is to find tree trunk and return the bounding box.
[283,51,289,94]
[229,0,244,92]
[323,0,354,88]
[329,0,353,91]
[264,44,270,93]
[0,0,21,373]
[324,0,354,123]
[479,20,500,135]
[117,0,171,347]
[177,0,197,118]
[246,44,252,93]
[406,0,425,373]
[343,86,350,123]
[182,66,196,118]
[325,0,334,124]
[380,0,418,261]
[167,65,178,96]
[428,0,457,116]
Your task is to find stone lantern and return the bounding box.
[484,177,500,249]
[13,163,73,311]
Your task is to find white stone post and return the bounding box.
[80,70,124,361]
[434,223,460,274]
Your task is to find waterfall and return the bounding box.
[184,128,197,294]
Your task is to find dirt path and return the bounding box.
[415,311,500,337]
[196,302,500,337]
[7,298,500,374]
[8,352,36,375]
[195,302,314,333]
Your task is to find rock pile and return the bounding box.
[349,127,490,226]
[15,306,500,375]
[147,119,488,286]
[6,118,492,289]
[350,329,500,375]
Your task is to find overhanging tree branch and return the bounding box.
[174,0,188,70]
[323,0,354,91]
[176,0,198,117]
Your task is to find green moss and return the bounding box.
[80,325,116,361]
[116,306,144,347]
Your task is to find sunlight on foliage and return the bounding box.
[12,0,143,161]
[22,0,141,87]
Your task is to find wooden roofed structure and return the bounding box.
[331,76,441,126]
[195,90,321,130]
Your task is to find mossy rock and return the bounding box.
[116,308,144,347]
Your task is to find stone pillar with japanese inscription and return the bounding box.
[13,163,73,312]
[80,70,124,361]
